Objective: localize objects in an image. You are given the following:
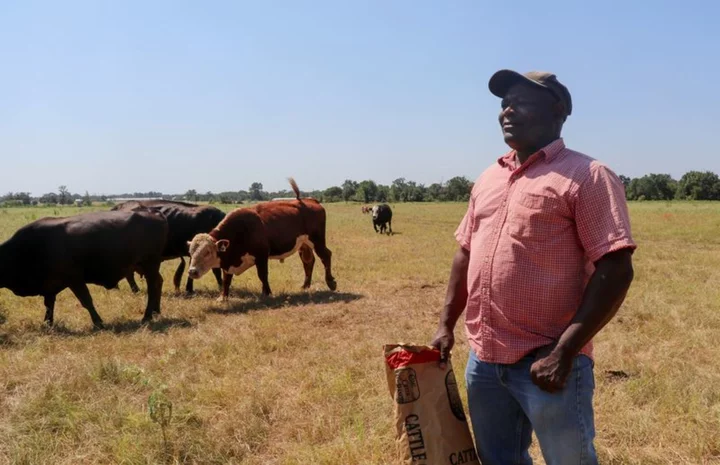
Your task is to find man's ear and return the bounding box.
[216,239,230,252]
[553,101,567,118]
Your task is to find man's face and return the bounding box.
[498,82,559,151]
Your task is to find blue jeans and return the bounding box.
[465,349,598,465]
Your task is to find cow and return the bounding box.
[361,205,372,214]
[187,178,337,301]
[0,210,168,328]
[111,200,226,294]
[372,204,393,235]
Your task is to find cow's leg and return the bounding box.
[174,257,186,293]
[388,220,393,235]
[217,271,233,302]
[43,294,56,326]
[69,283,104,329]
[313,244,337,291]
[373,222,379,233]
[256,257,271,296]
[212,267,223,290]
[299,244,315,289]
[142,262,163,322]
[126,272,140,294]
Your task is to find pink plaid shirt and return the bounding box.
[455,139,636,364]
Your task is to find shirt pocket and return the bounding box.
[507,192,566,239]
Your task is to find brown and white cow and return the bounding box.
[187,178,337,300]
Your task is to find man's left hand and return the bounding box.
[530,344,574,393]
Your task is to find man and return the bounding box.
[430,70,636,465]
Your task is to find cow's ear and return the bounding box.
[216,239,230,252]
[187,241,192,248]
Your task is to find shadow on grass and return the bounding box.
[0,334,14,347]
[207,290,363,315]
[174,287,257,300]
[0,315,194,348]
[43,316,194,337]
[372,231,402,236]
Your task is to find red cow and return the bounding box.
[187,178,337,300]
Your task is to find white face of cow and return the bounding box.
[187,234,224,279]
[371,205,380,219]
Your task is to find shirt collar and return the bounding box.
[497,138,566,168]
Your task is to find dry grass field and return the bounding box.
[0,201,719,464]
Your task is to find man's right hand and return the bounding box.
[430,326,455,370]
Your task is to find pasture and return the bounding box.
[0,201,719,464]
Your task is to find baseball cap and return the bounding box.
[489,69,572,116]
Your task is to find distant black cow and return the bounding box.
[371,204,393,235]
[0,210,168,328]
[112,200,226,294]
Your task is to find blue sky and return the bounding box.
[2,1,719,195]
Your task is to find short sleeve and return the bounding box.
[575,163,637,262]
[455,195,475,251]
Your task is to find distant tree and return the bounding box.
[341,180,358,202]
[445,176,473,201]
[406,181,427,202]
[626,174,676,201]
[82,191,92,206]
[323,186,343,202]
[619,175,632,189]
[357,180,379,203]
[376,185,390,203]
[427,183,446,201]
[215,191,239,204]
[249,182,265,201]
[184,189,198,201]
[58,185,71,205]
[3,192,32,205]
[391,178,408,202]
[40,192,58,205]
[675,171,720,200]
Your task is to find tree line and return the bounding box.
[0,177,474,206]
[4,171,720,207]
[620,171,720,201]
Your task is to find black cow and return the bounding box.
[371,204,393,235]
[0,210,168,328]
[112,200,226,294]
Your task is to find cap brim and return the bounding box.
[488,69,548,98]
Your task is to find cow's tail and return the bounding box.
[288,177,301,200]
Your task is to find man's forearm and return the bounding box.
[438,247,471,330]
[554,249,634,358]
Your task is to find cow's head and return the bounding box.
[187,233,229,279]
[371,205,380,220]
